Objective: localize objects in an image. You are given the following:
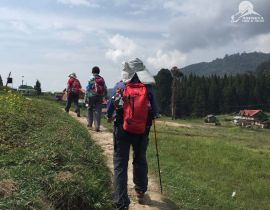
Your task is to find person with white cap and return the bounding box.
[65,72,82,117]
[106,58,157,210]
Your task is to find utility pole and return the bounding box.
[22,76,24,86]
[5,72,11,87]
[171,66,183,120]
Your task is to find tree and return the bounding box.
[0,75,3,87]
[192,84,207,117]
[34,80,42,95]
[256,59,270,77]
[207,76,220,114]
[154,69,173,115]
[171,66,183,119]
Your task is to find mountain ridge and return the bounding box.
[182,52,270,76]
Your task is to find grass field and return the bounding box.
[0,90,113,210]
[146,116,270,210]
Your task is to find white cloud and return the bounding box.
[252,33,270,53]
[55,30,85,43]
[10,21,31,34]
[163,0,222,17]
[56,0,100,8]
[147,49,187,69]
[163,1,183,14]
[106,34,137,63]
[112,0,129,6]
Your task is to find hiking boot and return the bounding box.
[136,191,145,204]
[95,129,100,132]
[65,108,69,113]
[77,112,80,117]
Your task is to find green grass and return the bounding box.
[0,90,113,210]
[147,117,270,210]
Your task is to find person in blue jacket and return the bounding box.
[85,66,107,132]
[106,58,158,210]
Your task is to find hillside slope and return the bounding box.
[182,52,270,76]
[0,89,113,210]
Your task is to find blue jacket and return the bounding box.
[106,81,158,120]
[85,77,96,97]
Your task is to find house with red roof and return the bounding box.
[239,110,264,118]
[234,109,269,128]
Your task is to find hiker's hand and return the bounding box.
[107,117,113,123]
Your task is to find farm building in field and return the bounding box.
[204,114,220,125]
[233,109,270,128]
[18,85,37,96]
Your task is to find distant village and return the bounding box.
[205,110,270,129]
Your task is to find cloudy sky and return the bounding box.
[0,0,269,91]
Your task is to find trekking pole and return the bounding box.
[153,119,163,194]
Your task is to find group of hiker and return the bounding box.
[64,58,158,210]
[65,66,107,132]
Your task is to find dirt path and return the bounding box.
[156,120,192,129]
[68,112,179,210]
[156,120,217,129]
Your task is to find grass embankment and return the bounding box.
[0,90,113,210]
[147,117,270,210]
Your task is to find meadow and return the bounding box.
[146,116,270,210]
[0,89,113,210]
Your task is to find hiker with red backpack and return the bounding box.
[65,73,82,117]
[85,66,107,132]
[106,58,157,210]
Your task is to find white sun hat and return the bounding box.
[121,58,155,85]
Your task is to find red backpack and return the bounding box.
[93,75,105,96]
[69,78,81,94]
[122,83,150,134]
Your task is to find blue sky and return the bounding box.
[0,0,269,91]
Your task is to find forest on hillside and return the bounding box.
[155,59,270,118]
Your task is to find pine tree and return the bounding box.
[171,66,183,119]
[208,76,220,114]
[155,69,173,115]
[34,80,42,95]
[192,83,207,117]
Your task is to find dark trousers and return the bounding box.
[113,124,150,208]
[65,92,80,114]
[87,96,103,130]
